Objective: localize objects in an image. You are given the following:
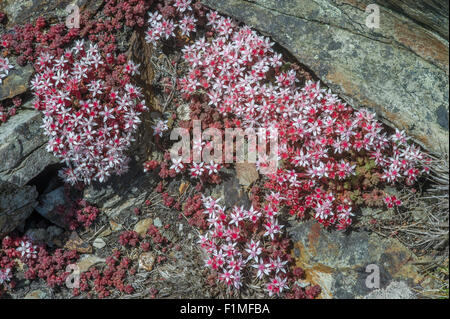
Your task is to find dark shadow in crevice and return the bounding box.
[27,163,64,195]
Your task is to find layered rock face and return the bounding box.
[0,181,37,238]
[0,105,59,187]
[0,104,58,236]
[201,0,449,153]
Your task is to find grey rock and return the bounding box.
[288,220,426,299]
[0,181,38,238]
[201,0,449,153]
[24,225,64,245]
[0,107,59,187]
[93,237,106,249]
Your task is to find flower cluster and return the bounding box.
[189,161,221,180]
[31,40,146,185]
[1,237,37,264]
[0,56,13,84]
[198,195,290,296]
[174,11,430,229]
[146,0,197,45]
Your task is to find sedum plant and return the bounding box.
[31,41,146,185]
